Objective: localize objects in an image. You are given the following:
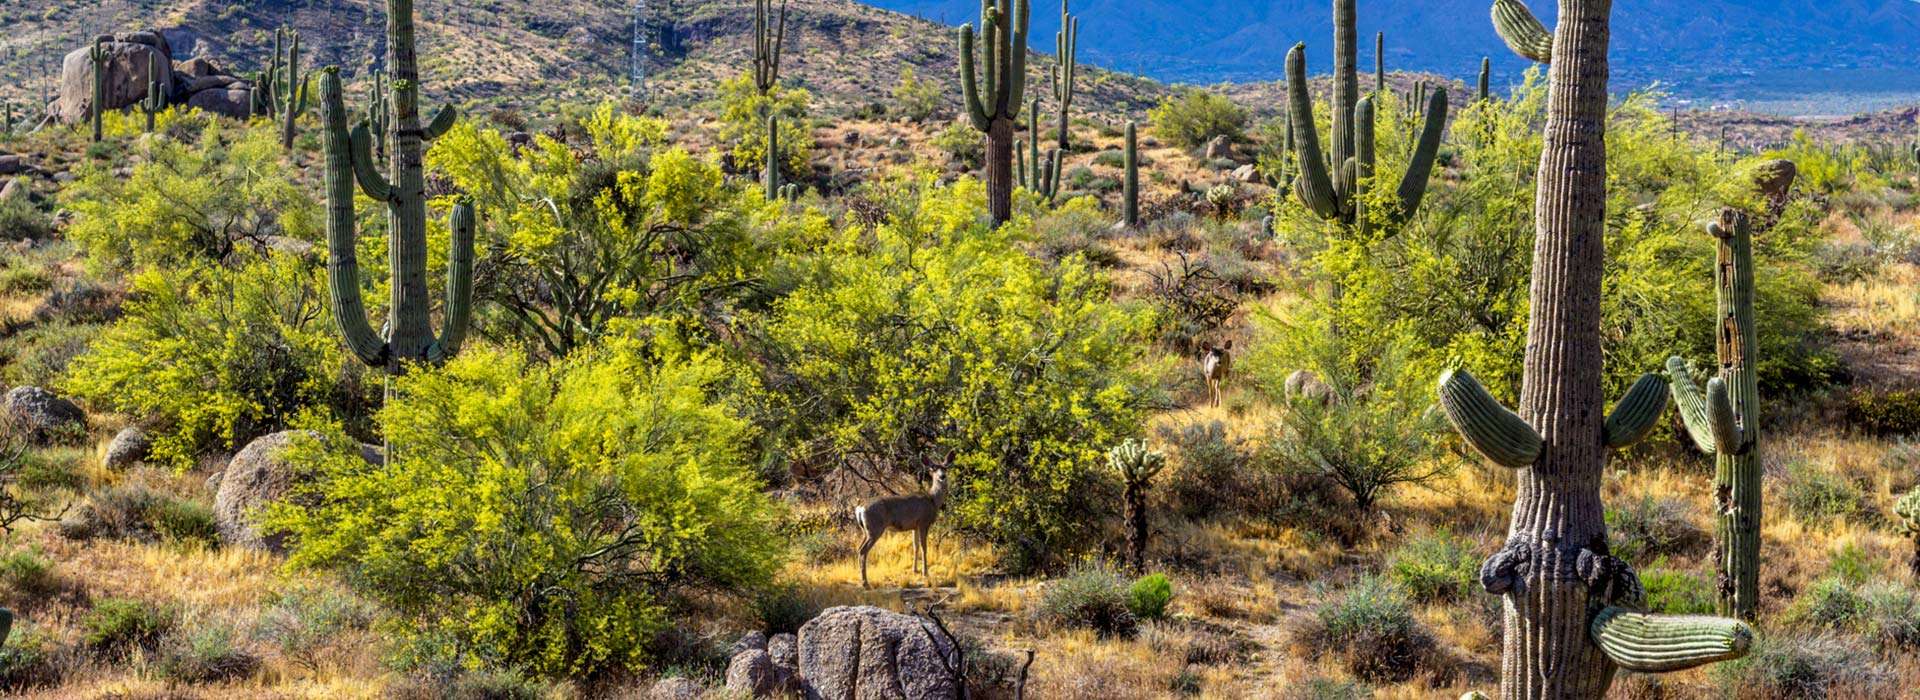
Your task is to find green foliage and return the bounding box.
[253,583,378,672]
[1711,634,1892,698]
[430,105,788,357]
[64,254,369,469]
[891,67,940,123]
[760,172,1149,570]
[932,120,984,168]
[55,484,219,546]
[0,548,55,598]
[1127,573,1174,620]
[1299,576,1434,683]
[1605,495,1707,562]
[1638,563,1716,615]
[1780,460,1869,525]
[1846,388,1920,436]
[1386,529,1479,602]
[1148,88,1246,150]
[1039,565,1137,637]
[81,597,176,655]
[61,119,317,272]
[714,75,812,177]
[0,624,62,690]
[0,192,51,242]
[269,342,782,677]
[1788,575,1920,653]
[156,622,260,684]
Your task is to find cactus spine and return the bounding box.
[1491,0,1553,63]
[1287,0,1446,237]
[319,0,473,398]
[765,115,781,200]
[1122,120,1139,227]
[1667,207,1767,621]
[1478,57,1491,101]
[87,42,108,143]
[1018,0,1077,203]
[268,28,311,150]
[1433,0,1754,691]
[138,52,165,133]
[1108,438,1165,573]
[959,0,1030,226]
[752,0,788,95]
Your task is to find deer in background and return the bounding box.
[855,468,947,588]
[1202,341,1233,407]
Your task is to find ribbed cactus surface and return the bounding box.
[1491,0,1553,63]
[139,52,165,133]
[959,0,1029,226]
[1590,607,1754,672]
[87,42,108,143]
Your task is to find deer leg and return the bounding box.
[1209,377,1220,407]
[859,533,878,588]
[915,527,928,578]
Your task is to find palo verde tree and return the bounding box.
[318,0,474,398]
[1434,0,1755,695]
[1288,0,1446,237]
[958,0,1029,226]
[1017,0,1077,203]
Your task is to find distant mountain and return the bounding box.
[864,0,1920,104]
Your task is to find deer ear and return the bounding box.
[1225,340,1234,350]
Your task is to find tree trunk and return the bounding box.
[1497,0,1617,696]
[987,116,1014,226]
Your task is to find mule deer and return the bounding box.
[1202,341,1233,407]
[855,469,947,588]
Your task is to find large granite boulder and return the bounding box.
[3,386,87,445]
[796,606,958,700]
[56,40,172,123]
[213,431,381,553]
[185,87,253,119]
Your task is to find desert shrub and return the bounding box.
[1711,634,1893,698]
[1145,252,1238,354]
[156,622,261,684]
[253,583,378,672]
[1859,584,1920,652]
[0,320,101,388]
[1638,563,1716,615]
[0,194,52,242]
[1030,197,1122,268]
[1160,421,1345,532]
[1282,678,1370,700]
[0,626,64,690]
[1605,495,1708,561]
[1780,460,1870,525]
[1812,240,1883,284]
[433,106,787,357]
[0,255,52,296]
[64,254,372,469]
[0,439,66,537]
[1148,88,1246,150]
[1847,388,1920,436]
[56,484,216,546]
[1091,149,1127,168]
[148,497,218,546]
[932,121,984,168]
[1296,577,1435,683]
[751,583,824,635]
[1386,529,1479,602]
[61,119,316,271]
[0,548,56,599]
[81,597,176,656]
[760,173,1149,571]
[712,75,813,178]
[1128,573,1174,621]
[390,667,555,700]
[891,67,940,122]
[1039,566,1137,637]
[270,342,782,677]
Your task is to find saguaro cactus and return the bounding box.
[319,0,473,394]
[1491,0,1554,63]
[1667,208,1765,621]
[87,42,108,143]
[1108,438,1166,573]
[1437,0,1754,693]
[367,68,390,160]
[1017,0,1077,204]
[138,53,165,133]
[764,115,781,200]
[958,0,1029,226]
[1287,0,1446,237]
[1478,57,1492,101]
[1122,120,1139,227]
[752,0,788,95]
[267,28,311,150]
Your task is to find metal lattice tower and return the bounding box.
[631,0,649,97]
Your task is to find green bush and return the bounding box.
[156,623,261,684]
[253,584,378,672]
[0,625,64,690]
[1638,563,1716,615]
[1781,460,1870,525]
[64,254,372,469]
[932,121,984,168]
[1711,634,1892,698]
[81,597,176,655]
[1386,529,1479,602]
[0,320,101,389]
[1297,577,1434,683]
[1148,88,1246,150]
[0,548,56,599]
[1605,495,1707,562]
[0,194,52,242]
[891,67,940,122]
[711,75,812,178]
[270,342,783,677]
[148,497,218,546]
[1039,566,1137,637]
[1282,678,1370,700]
[56,484,218,546]
[1127,573,1174,620]
[1847,388,1920,436]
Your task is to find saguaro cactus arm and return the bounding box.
[347,122,394,201]
[752,0,789,94]
[1491,0,1553,63]
[1590,607,1753,673]
[320,68,389,368]
[1437,368,1541,468]
[1395,88,1447,221]
[1286,44,1341,220]
[429,200,475,362]
[423,104,457,140]
[1666,357,1739,455]
[1603,373,1669,449]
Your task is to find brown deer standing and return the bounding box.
[1202,341,1233,407]
[855,468,947,588]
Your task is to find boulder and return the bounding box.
[647,677,704,700]
[185,87,254,119]
[1203,135,1232,160]
[2,386,87,446]
[796,606,958,700]
[177,57,219,80]
[56,41,173,123]
[183,75,241,94]
[104,427,151,469]
[726,648,785,697]
[0,155,37,177]
[1283,369,1333,405]
[113,31,173,63]
[1231,164,1259,183]
[731,630,769,656]
[0,178,23,204]
[768,632,798,670]
[214,431,381,553]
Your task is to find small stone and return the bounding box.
[104,427,151,469]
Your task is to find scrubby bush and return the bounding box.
[1128,573,1174,621]
[891,67,940,122]
[156,622,261,684]
[761,172,1149,571]
[1638,563,1716,615]
[1295,577,1436,683]
[932,120,984,168]
[1039,566,1137,637]
[55,484,217,546]
[1780,460,1870,525]
[0,194,52,242]
[1606,495,1708,561]
[254,583,378,672]
[712,75,813,178]
[81,597,176,656]
[1711,634,1893,698]
[64,253,373,469]
[0,320,101,389]
[0,548,56,599]
[0,625,65,690]
[270,342,783,677]
[1847,388,1920,436]
[1148,88,1246,150]
[1386,529,1479,602]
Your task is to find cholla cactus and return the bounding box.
[1108,438,1166,573]
[1895,487,1920,579]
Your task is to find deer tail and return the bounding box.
[852,504,867,531]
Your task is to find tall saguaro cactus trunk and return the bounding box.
[1123,121,1139,227]
[320,0,474,409]
[1435,1,1756,696]
[1668,209,1764,620]
[959,0,1029,227]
